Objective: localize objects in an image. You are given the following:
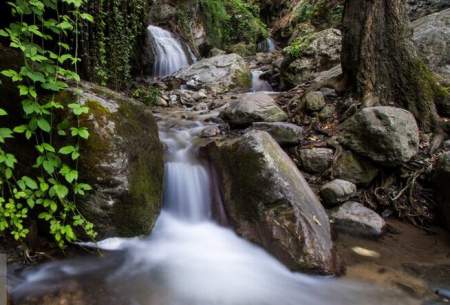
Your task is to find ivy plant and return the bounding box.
[0,0,96,248]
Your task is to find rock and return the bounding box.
[206,130,336,274]
[407,0,450,20]
[412,9,450,82]
[320,179,357,208]
[251,122,303,146]
[192,89,207,101]
[200,125,221,138]
[304,91,326,112]
[193,102,208,111]
[444,140,450,150]
[433,152,450,230]
[299,148,334,174]
[220,93,288,127]
[281,29,342,88]
[330,201,386,237]
[210,48,226,56]
[318,104,336,121]
[58,82,165,240]
[338,107,420,166]
[333,150,380,185]
[174,54,251,93]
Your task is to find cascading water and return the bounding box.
[9,118,415,305]
[257,37,276,53]
[251,70,273,92]
[147,25,196,77]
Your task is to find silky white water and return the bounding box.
[257,37,276,53]
[251,70,273,92]
[147,25,195,77]
[10,121,415,305]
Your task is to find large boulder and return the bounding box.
[281,28,342,88]
[433,151,450,231]
[337,107,420,166]
[206,130,336,274]
[298,148,334,174]
[59,82,165,239]
[333,150,380,186]
[174,54,251,93]
[412,9,450,81]
[220,93,288,127]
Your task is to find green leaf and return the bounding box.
[21,176,38,190]
[13,125,27,133]
[37,118,51,132]
[0,128,14,143]
[80,13,94,23]
[51,184,68,199]
[0,108,7,116]
[58,145,75,155]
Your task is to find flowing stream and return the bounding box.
[9,119,414,305]
[251,70,273,92]
[147,25,195,77]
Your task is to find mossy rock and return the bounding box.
[206,130,337,274]
[57,82,165,239]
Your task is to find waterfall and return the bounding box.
[251,70,273,92]
[10,120,411,305]
[147,25,196,77]
[257,37,276,53]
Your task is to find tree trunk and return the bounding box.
[341,0,448,132]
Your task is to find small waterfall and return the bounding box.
[251,70,273,92]
[147,25,196,77]
[10,119,413,305]
[257,37,276,53]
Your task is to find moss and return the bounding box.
[111,101,164,237]
[232,69,252,91]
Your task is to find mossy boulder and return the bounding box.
[58,82,164,239]
[206,130,337,274]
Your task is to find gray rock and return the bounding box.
[304,91,326,112]
[443,140,450,150]
[320,179,357,207]
[338,107,420,166]
[330,201,386,237]
[408,0,450,20]
[433,151,450,231]
[413,9,450,82]
[299,148,334,174]
[220,93,288,127]
[282,29,342,87]
[62,82,165,240]
[175,54,251,93]
[252,122,303,146]
[206,130,336,274]
[333,150,379,185]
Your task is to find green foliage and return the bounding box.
[284,31,314,59]
[294,0,343,29]
[80,0,150,90]
[0,0,96,248]
[132,86,161,106]
[199,0,268,50]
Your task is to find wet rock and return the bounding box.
[304,91,326,112]
[220,93,288,127]
[174,54,251,93]
[58,82,165,239]
[337,107,420,166]
[281,29,342,88]
[433,151,450,230]
[251,122,303,146]
[299,148,334,174]
[330,201,386,238]
[333,150,380,186]
[200,125,221,138]
[412,8,450,82]
[206,130,336,274]
[320,179,357,207]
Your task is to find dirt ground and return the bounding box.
[336,219,450,303]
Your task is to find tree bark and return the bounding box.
[341,0,448,132]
